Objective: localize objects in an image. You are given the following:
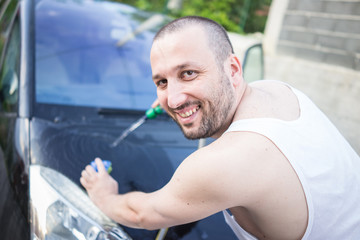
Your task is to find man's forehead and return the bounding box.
[150,25,216,77]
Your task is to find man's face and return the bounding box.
[150,26,235,139]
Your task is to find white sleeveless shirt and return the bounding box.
[223,82,360,240]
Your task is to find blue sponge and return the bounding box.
[91,160,112,173]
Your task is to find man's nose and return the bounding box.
[167,81,187,109]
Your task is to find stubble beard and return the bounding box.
[172,74,235,140]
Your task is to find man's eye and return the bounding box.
[182,70,197,80]
[184,71,194,76]
[157,79,167,87]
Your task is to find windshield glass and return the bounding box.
[35,0,167,111]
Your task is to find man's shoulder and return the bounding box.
[208,131,278,162]
[186,131,283,183]
[180,132,286,204]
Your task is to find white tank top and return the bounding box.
[223,83,360,240]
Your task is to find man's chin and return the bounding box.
[173,118,207,139]
[183,132,202,140]
[178,125,200,140]
[181,126,208,140]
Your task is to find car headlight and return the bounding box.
[30,165,132,240]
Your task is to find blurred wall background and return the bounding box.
[263,0,360,154]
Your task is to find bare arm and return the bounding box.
[80,133,280,230]
[80,146,238,230]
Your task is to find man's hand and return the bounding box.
[80,158,118,209]
[151,98,160,109]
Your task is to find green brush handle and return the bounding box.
[145,105,163,119]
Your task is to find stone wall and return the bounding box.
[278,0,360,71]
[263,0,360,154]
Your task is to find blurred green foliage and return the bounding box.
[116,0,272,34]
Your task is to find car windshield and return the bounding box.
[35,0,167,111]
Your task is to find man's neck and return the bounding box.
[211,81,249,139]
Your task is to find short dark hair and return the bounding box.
[154,16,234,68]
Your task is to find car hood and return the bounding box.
[29,114,197,193]
[29,113,201,238]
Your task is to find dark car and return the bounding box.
[0,0,263,239]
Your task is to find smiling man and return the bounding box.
[151,25,236,140]
[81,16,360,240]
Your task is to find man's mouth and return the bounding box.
[179,106,200,118]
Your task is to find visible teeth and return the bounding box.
[179,106,199,118]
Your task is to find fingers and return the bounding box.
[80,175,90,188]
[95,158,107,174]
[80,161,98,188]
[86,164,96,175]
[80,158,108,189]
[80,167,92,186]
[82,166,95,178]
[151,98,160,108]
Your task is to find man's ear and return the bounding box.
[229,54,243,87]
